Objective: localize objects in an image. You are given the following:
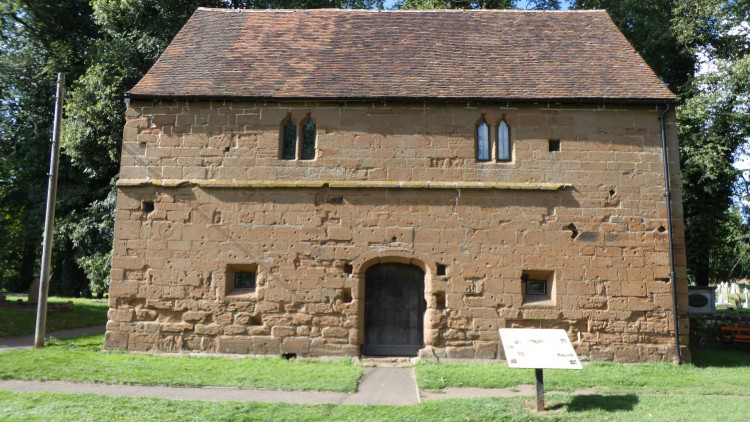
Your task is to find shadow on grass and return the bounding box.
[691,347,750,368]
[564,394,638,412]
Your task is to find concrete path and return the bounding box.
[0,325,106,351]
[0,368,594,405]
[0,367,421,405]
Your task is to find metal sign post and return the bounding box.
[34,72,65,348]
[499,328,583,412]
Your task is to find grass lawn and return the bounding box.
[0,334,361,392]
[0,391,748,421]
[416,347,750,396]
[0,295,108,338]
[1,337,750,421]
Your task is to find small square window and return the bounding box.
[548,139,560,152]
[522,270,555,305]
[226,263,258,296]
[525,280,547,295]
[235,272,256,289]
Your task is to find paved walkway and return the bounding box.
[0,367,594,405]
[0,325,106,351]
[0,367,425,405]
[0,327,594,405]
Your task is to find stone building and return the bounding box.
[106,8,690,362]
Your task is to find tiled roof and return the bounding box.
[128,8,675,102]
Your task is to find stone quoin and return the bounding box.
[106,8,690,362]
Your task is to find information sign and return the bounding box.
[499,328,582,370]
[498,328,583,412]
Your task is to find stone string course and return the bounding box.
[107,100,690,362]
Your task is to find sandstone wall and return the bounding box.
[107,100,689,362]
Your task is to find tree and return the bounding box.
[673,0,750,284]
[0,0,97,294]
[399,0,513,8]
[398,0,559,9]
[708,206,750,281]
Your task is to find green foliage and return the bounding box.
[62,66,126,179]
[709,206,750,280]
[397,0,559,9]
[399,0,514,9]
[673,0,750,284]
[58,184,116,296]
[0,0,98,293]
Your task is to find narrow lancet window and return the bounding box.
[281,118,296,160]
[301,119,316,160]
[497,120,511,161]
[477,119,490,161]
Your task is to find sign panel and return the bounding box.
[499,328,582,370]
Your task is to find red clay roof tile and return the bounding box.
[128,8,675,102]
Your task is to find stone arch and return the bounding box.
[351,249,438,355]
[352,248,437,278]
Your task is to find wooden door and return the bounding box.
[364,263,425,356]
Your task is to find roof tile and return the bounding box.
[128,8,675,102]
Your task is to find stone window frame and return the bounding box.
[476,115,513,163]
[226,263,259,297]
[279,113,317,161]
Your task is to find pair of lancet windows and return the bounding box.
[477,119,511,162]
[281,116,316,160]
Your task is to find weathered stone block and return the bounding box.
[271,326,296,338]
[280,337,311,355]
[321,327,349,338]
[109,309,135,323]
[104,331,129,349]
[446,346,474,359]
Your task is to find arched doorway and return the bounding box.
[364,263,425,356]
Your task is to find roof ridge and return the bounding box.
[195,7,608,14]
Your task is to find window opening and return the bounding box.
[342,263,353,274]
[434,291,446,310]
[235,272,256,289]
[548,139,560,152]
[477,119,490,161]
[497,121,511,161]
[522,270,555,305]
[281,118,296,160]
[526,280,547,295]
[142,201,155,213]
[301,119,316,160]
[340,287,353,303]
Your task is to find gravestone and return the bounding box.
[27,277,40,304]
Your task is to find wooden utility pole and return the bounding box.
[34,72,65,348]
